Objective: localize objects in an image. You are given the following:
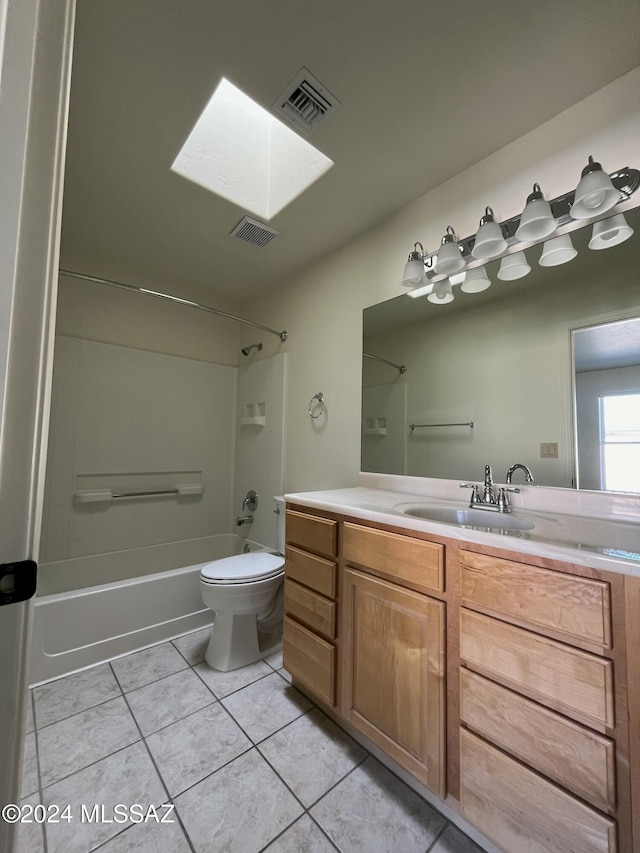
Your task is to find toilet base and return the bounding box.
[204,613,281,672]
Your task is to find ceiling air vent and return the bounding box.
[274,67,340,136]
[230,216,280,247]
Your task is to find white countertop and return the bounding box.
[285,476,640,577]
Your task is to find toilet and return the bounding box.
[200,496,285,671]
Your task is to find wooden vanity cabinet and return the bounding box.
[282,503,639,852]
[282,510,338,705]
[458,548,629,853]
[340,522,447,797]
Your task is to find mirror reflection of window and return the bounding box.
[599,393,640,491]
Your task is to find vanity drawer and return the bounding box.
[286,510,337,559]
[460,729,617,853]
[460,668,616,812]
[285,545,337,599]
[343,523,444,593]
[284,579,336,640]
[283,615,335,706]
[460,550,612,648]
[460,609,614,730]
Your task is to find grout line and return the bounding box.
[307,812,342,852]
[113,662,198,853]
[425,821,449,852]
[33,690,124,733]
[30,690,48,853]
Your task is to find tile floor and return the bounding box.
[20,627,486,853]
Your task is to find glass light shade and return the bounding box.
[402,257,426,285]
[427,278,454,304]
[571,157,619,219]
[515,185,557,242]
[538,234,577,267]
[461,267,491,293]
[435,227,465,275]
[498,251,531,281]
[588,214,634,250]
[472,207,507,259]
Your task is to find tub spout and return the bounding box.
[235,515,254,526]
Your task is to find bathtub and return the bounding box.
[30,534,270,685]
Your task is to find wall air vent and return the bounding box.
[230,216,280,247]
[274,67,340,136]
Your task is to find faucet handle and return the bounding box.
[460,483,481,503]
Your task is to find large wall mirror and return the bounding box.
[362,205,640,493]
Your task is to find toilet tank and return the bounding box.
[274,496,286,554]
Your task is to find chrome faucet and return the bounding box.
[242,490,258,512]
[461,464,520,513]
[235,515,254,526]
[506,463,534,484]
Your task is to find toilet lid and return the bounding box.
[200,552,284,583]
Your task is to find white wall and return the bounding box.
[40,335,237,562]
[247,68,640,493]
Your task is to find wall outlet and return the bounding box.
[540,442,558,458]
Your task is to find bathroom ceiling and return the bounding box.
[59,0,640,302]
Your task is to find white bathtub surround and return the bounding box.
[30,534,268,685]
[40,336,237,563]
[234,352,287,549]
[20,634,485,853]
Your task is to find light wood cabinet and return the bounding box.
[283,509,338,705]
[460,729,617,853]
[341,567,446,796]
[283,504,637,852]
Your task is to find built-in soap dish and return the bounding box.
[241,402,266,427]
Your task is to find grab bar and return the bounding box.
[409,421,475,430]
[74,484,203,503]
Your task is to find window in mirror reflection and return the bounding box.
[599,393,640,492]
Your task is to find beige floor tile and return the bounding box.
[175,748,302,853]
[260,708,366,806]
[193,658,272,699]
[221,672,312,742]
[38,697,139,786]
[146,702,251,796]
[311,756,446,853]
[111,642,188,692]
[34,663,120,728]
[126,668,216,735]
[263,815,336,853]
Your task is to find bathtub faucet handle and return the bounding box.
[242,490,258,512]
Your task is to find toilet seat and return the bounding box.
[200,552,284,585]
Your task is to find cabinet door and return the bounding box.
[341,568,446,796]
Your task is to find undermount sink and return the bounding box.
[401,504,535,531]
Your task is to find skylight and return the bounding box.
[171,78,334,220]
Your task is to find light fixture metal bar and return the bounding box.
[59,269,289,341]
[364,353,406,373]
[417,166,640,284]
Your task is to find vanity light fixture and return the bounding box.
[471,207,508,260]
[427,278,454,304]
[539,233,577,267]
[498,251,531,281]
[461,267,491,293]
[571,156,620,220]
[434,226,465,275]
[588,213,634,250]
[402,242,427,286]
[399,159,638,299]
[515,184,557,242]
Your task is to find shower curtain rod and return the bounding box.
[363,352,406,373]
[59,269,288,341]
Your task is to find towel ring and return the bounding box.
[308,392,325,419]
